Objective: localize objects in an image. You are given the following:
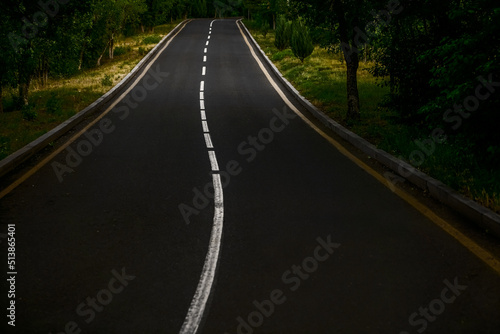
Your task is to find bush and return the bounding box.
[290,20,314,62]
[275,16,292,51]
[11,94,24,110]
[21,104,37,121]
[260,21,270,38]
[113,46,131,56]
[138,46,152,56]
[142,35,162,44]
[101,74,113,86]
[46,92,62,114]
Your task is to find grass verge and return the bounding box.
[245,20,500,214]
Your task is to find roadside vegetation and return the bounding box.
[244,13,500,214]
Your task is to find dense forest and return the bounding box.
[1,0,499,168]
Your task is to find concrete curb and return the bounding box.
[0,19,191,179]
[238,20,500,238]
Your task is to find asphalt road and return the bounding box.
[1,19,500,334]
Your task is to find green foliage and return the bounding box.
[142,35,162,44]
[46,93,62,114]
[274,15,292,50]
[369,0,500,169]
[21,104,37,121]
[192,0,208,18]
[141,0,175,30]
[101,74,113,87]
[271,49,294,61]
[214,0,244,18]
[260,21,270,37]
[290,20,314,62]
[113,46,131,56]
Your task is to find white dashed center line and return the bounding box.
[204,133,214,148]
[180,19,224,334]
[201,120,209,133]
[208,150,220,172]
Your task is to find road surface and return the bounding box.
[1,18,500,334]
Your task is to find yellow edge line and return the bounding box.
[0,20,190,201]
[237,20,500,277]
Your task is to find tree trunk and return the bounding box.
[108,33,114,59]
[17,52,33,107]
[97,53,103,67]
[40,57,48,87]
[97,40,110,66]
[18,80,30,106]
[333,0,361,121]
[78,44,86,70]
[345,55,360,121]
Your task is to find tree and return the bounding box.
[274,15,292,50]
[290,19,314,62]
[141,0,175,31]
[5,0,42,107]
[292,0,391,121]
[374,0,500,164]
[90,0,146,66]
[192,0,208,18]
[214,0,244,18]
[0,0,150,109]
[244,0,287,28]
[0,2,17,112]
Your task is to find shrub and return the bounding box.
[21,104,37,121]
[113,46,131,56]
[261,21,270,38]
[101,74,113,87]
[290,20,314,63]
[142,35,162,44]
[46,92,62,114]
[275,16,292,51]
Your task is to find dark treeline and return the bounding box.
[248,0,500,166]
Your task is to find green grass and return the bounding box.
[0,21,181,161]
[245,20,500,214]
[247,23,390,143]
